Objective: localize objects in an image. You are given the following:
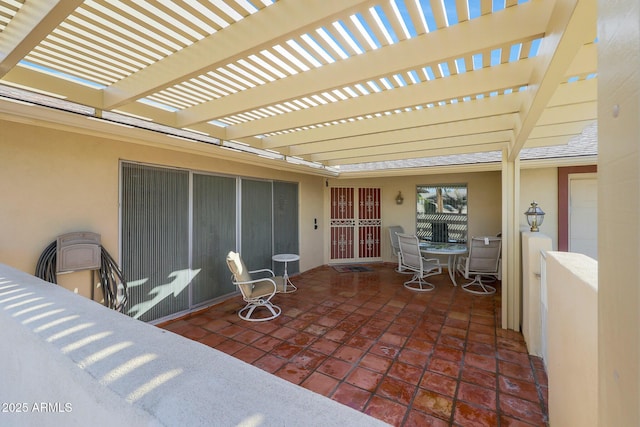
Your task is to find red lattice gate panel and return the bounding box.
[358,188,381,258]
[330,187,381,261]
[330,187,355,259]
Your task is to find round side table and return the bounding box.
[272,253,299,293]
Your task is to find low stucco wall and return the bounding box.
[544,251,598,427]
[0,264,388,427]
[521,232,552,356]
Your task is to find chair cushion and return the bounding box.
[251,276,286,293]
[250,281,279,298]
[227,252,287,297]
[270,276,286,293]
[423,258,441,273]
[226,251,252,282]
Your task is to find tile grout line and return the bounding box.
[298,281,396,409]
[342,283,418,416]
[529,355,550,427]
[447,284,478,426]
[493,288,504,427]
[395,285,459,425]
[367,288,435,425]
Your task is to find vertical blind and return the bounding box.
[240,179,273,272]
[192,173,237,305]
[121,163,190,322]
[121,163,298,323]
[273,181,299,275]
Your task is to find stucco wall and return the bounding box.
[325,168,560,265]
[520,168,558,250]
[521,231,553,357]
[1,117,563,273]
[1,117,567,333]
[0,120,325,298]
[331,172,503,263]
[544,251,598,427]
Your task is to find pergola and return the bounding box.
[0,0,597,328]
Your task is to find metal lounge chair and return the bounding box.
[397,233,442,292]
[456,237,502,295]
[226,251,285,321]
[389,225,411,273]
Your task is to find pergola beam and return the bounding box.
[180,0,549,129]
[263,91,525,148]
[291,115,516,155]
[325,142,506,165]
[537,101,597,125]
[0,1,82,77]
[508,0,596,161]
[529,119,596,139]
[103,0,375,110]
[313,130,512,162]
[236,59,533,142]
[547,78,597,107]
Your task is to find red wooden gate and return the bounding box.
[330,187,381,261]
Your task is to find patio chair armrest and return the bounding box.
[422,257,442,272]
[233,276,275,286]
[455,256,471,278]
[233,276,279,295]
[248,268,276,277]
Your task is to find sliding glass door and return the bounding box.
[239,179,300,276]
[121,163,190,322]
[273,181,299,276]
[240,179,273,273]
[192,174,237,305]
[120,162,298,323]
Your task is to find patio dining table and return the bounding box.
[419,241,468,286]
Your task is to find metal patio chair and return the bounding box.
[456,237,502,295]
[397,233,442,292]
[226,251,285,321]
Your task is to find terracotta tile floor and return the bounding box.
[159,264,549,426]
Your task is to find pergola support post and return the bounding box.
[502,151,521,330]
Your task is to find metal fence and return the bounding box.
[417,213,468,243]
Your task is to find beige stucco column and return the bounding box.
[501,150,521,330]
[598,0,640,424]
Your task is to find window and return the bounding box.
[416,184,468,243]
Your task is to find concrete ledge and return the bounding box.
[0,264,389,426]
